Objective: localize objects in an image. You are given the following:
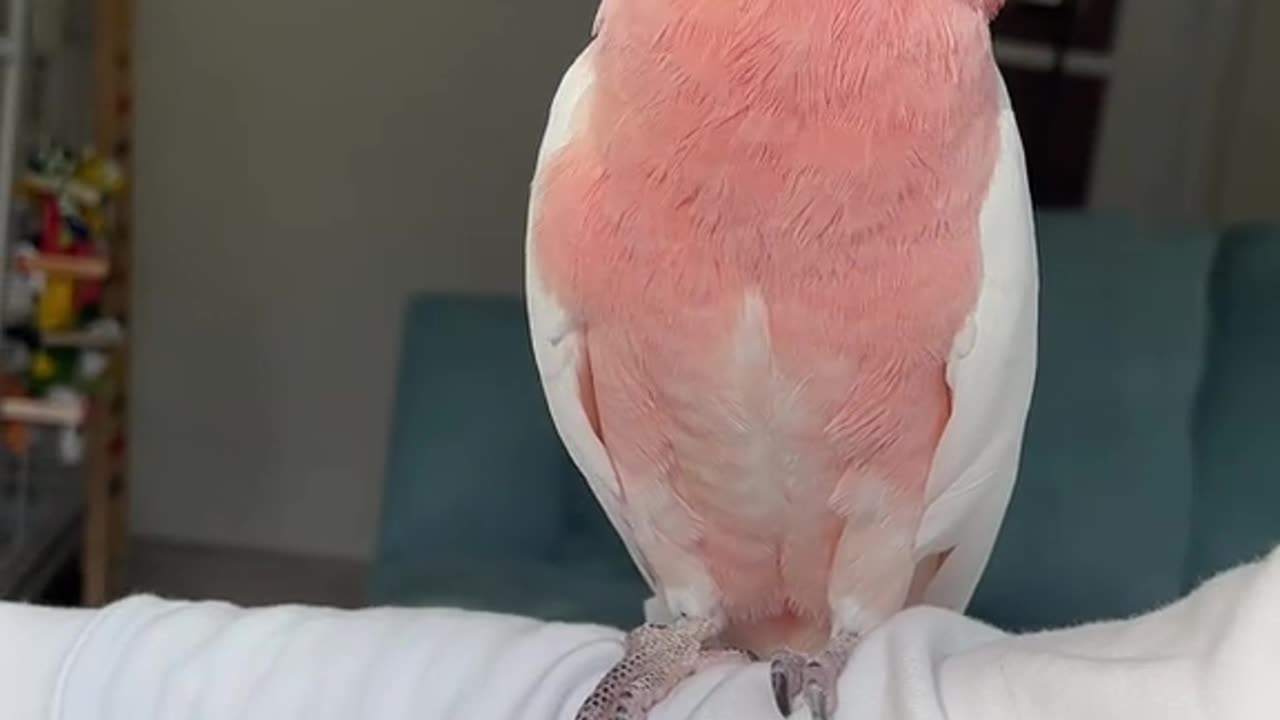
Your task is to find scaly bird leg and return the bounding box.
[769,629,859,720]
[576,616,747,720]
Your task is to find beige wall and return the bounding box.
[131,0,595,558]
[1090,0,1238,223]
[1090,0,1278,225]
[1210,0,1280,224]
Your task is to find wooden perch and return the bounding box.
[16,253,110,279]
[41,330,121,349]
[1,397,85,426]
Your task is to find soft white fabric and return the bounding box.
[1,547,1278,720]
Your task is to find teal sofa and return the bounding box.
[370,214,1280,631]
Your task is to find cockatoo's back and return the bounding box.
[528,0,1037,667]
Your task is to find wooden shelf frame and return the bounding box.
[81,0,133,607]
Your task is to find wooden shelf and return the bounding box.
[83,0,135,606]
[1,396,85,426]
[15,253,110,279]
[41,329,120,349]
[0,0,132,605]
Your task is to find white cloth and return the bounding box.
[2,546,1279,720]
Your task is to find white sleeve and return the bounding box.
[0,602,95,718]
[936,546,1280,720]
[47,598,631,720]
[1,547,1276,720]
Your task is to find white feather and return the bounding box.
[914,68,1040,611]
[526,44,661,591]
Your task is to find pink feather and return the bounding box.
[532,0,1003,655]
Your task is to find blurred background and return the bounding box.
[0,0,1274,632]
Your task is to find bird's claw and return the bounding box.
[802,657,838,720]
[768,633,857,719]
[769,651,803,716]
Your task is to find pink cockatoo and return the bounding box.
[526,1,1039,718]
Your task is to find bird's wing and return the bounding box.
[526,44,659,592]
[914,67,1040,611]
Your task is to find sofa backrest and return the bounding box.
[1187,225,1280,584]
[971,212,1219,629]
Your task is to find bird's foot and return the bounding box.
[575,617,745,720]
[768,631,859,720]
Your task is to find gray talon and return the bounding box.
[770,664,792,715]
[804,677,831,720]
[767,640,853,719]
[768,651,804,717]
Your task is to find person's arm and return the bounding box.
[48,599,644,720]
[3,546,1277,720]
[0,602,95,718]
[940,546,1280,720]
